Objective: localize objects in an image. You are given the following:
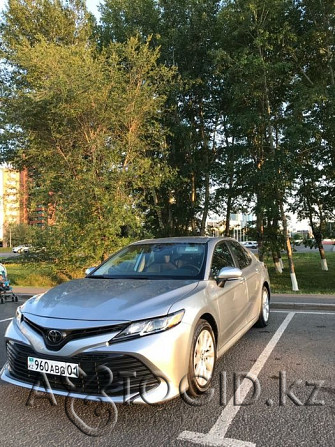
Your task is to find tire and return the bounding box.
[187,319,216,396]
[255,286,270,328]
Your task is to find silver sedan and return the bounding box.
[1,237,270,403]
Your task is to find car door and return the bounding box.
[209,241,249,349]
[228,241,261,322]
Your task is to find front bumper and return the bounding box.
[1,317,193,404]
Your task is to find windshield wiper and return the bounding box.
[87,275,151,280]
[86,275,108,279]
[119,276,151,280]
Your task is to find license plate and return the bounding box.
[27,356,79,378]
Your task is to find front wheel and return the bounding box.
[255,286,270,327]
[187,319,216,396]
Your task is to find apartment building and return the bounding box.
[0,166,29,245]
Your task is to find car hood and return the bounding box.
[23,278,199,322]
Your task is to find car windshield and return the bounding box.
[89,243,207,280]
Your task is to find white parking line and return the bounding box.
[178,312,296,447]
[274,302,335,306]
[272,310,335,315]
[0,318,13,323]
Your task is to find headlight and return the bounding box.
[112,310,185,342]
[15,306,22,325]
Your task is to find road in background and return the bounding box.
[0,252,19,259]
[290,244,334,253]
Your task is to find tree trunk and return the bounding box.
[258,40,296,288]
[256,198,264,262]
[199,101,210,236]
[279,200,299,291]
[270,216,282,273]
[317,204,328,270]
[314,231,328,271]
[277,250,284,270]
[272,251,283,273]
[151,188,164,231]
[190,172,197,234]
[304,181,328,271]
[224,192,232,237]
[200,169,210,235]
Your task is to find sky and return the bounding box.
[86,0,101,19]
[0,0,101,19]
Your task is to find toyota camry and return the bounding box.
[1,237,270,403]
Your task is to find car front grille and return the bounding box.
[7,342,160,398]
[22,316,128,351]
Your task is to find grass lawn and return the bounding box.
[4,263,84,287]
[0,247,13,253]
[266,251,335,294]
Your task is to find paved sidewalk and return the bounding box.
[12,286,50,296]
[273,293,335,301]
[273,293,335,304]
[272,293,335,311]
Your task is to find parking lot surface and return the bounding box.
[0,301,334,447]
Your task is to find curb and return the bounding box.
[271,301,335,312]
[17,293,37,299]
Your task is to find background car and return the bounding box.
[241,240,258,249]
[12,245,31,253]
[2,237,270,404]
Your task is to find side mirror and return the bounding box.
[217,267,243,282]
[85,267,95,276]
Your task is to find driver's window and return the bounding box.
[211,242,235,278]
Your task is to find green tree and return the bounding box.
[215,0,300,288]
[0,0,174,270]
[3,223,34,247]
[100,0,223,236]
[285,0,335,270]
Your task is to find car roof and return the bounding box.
[131,236,235,245]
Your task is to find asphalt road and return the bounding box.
[0,302,334,447]
[293,244,335,253]
[0,252,19,259]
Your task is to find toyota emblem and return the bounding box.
[47,329,64,344]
